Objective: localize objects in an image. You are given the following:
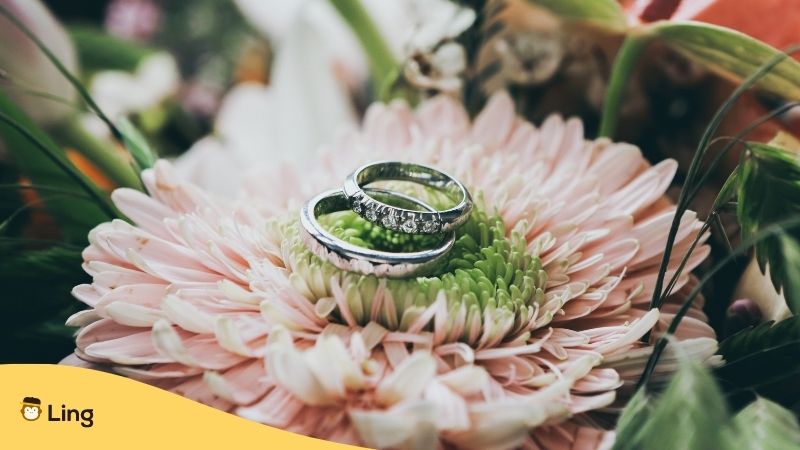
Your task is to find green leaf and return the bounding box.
[117,118,157,172]
[650,22,800,101]
[70,25,153,74]
[611,389,652,450]
[0,91,114,241]
[524,0,627,32]
[733,398,800,450]
[0,244,87,363]
[640,360,730,449]
[0,245,87,331]
[777,235,800,313]
[614,359,732,449]
[737,142,800,313]
[716,317,800,403]
[713,171,739,212]
[52,118,143,189]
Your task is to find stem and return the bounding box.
[598,32,653,138]
[637,216,800,389]
[647,49,794,314]
[329,0,397,99]
[52,119,141,189]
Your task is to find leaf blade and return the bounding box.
[524,0,627,32]
[0,91,114,241]
[733,397,800,450]
[650,22,800,100]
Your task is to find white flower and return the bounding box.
[734,257,791,322]
[175,0,411,195]
[402,0,475,94]
[0,0,78,125]
[406,0,475,50]
[405,41,467,92]
[81,52,179,138]
[234,0,410,87]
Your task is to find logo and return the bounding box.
[20,396,94,428]
[21,397,42,421]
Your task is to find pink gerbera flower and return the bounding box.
[64,92,717,449]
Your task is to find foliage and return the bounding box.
[0,92,115,242]
[524,0,626,32]
[614,359,731,450]
[117,118,157,172]
[716,316,800,407]
[650,23,800,100]
[737,142,800,313]
[733,398,800,450]
[0,245,87,363]
[70,25,153,74]
[614,358,800,450]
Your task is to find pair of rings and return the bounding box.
[299,161,473,278]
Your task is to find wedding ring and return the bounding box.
[300,188,456,278]
[343,161,473,234]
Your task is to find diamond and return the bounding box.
[352,199,363,213]
[401,219,418,233]
[422,220,440,234]
[381,214,398,229]
[365,206,378,222]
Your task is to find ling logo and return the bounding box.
[20,396,94,427]
[21,397,42,421]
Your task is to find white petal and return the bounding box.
[376,352,437,406]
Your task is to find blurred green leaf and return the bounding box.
[524,0,626,32]
[0,319,79,363]
[70,26,153,74]
[737,142,800,313]
[716,317,800,405]
[0,91,114,241]
[0,245,86,329]
[0,244,86,363]
[613,359,800,450]
[53,118,143,189]
[641,360,730,449]
[610,389,652,450]
[117,118,157,172]
[733,398,800,450]
[650,22,800,101]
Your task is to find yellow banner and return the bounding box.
[0,364,365,449]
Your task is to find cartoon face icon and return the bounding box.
[21,397,42,421]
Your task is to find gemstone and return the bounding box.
[422,220,440,233]
[382,214,397,229]
[401,219,418,233]
[352,199,362,213]
[365,207,378,222]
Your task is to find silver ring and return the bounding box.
[343,161,473,234]
[299,188,456,278]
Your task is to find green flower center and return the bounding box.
[280,189,550,344]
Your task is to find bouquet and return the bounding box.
[2,0,800,448]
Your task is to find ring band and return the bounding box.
[343,161,473,234]
[299,188,456,278]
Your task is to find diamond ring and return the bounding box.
[299,188,456,278]
[343,161,473,234]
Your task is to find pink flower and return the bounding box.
[65,92,717,449]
